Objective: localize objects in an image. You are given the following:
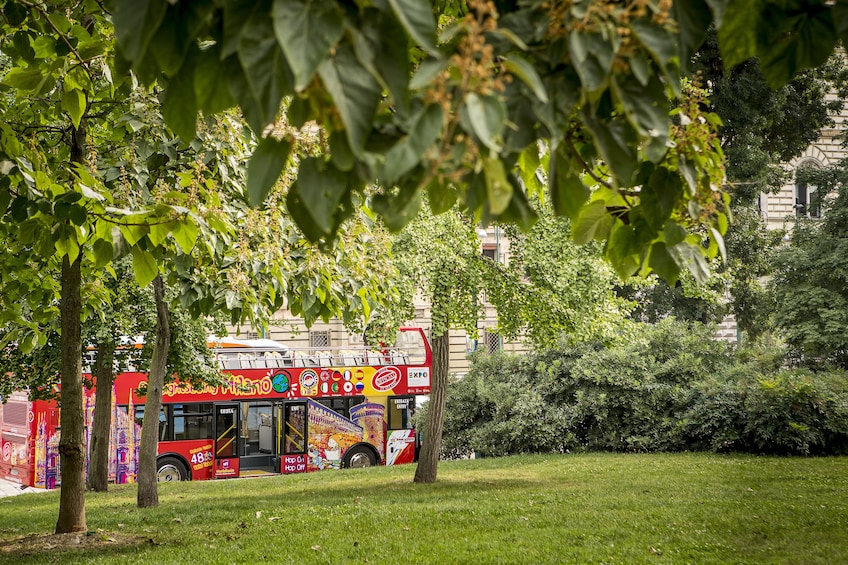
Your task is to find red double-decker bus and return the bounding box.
[0,327,431,488]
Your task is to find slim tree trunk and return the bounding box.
[138,274,169,508]
[56,255,87,533]
[413,330,449,484]
[88,342,114,492]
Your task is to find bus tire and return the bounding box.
[157,456,188,482]
[343,445,377,469]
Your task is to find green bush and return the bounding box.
[441,319,848,458]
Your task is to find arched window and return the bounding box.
[795,160,821,218]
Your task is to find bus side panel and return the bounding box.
[0,393,40,487]
[159,439,215,481]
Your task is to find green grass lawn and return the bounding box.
[2,453,847,564]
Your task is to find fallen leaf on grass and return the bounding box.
[311,545,321,551]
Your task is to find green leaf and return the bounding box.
[61,88,86,130]
[496,178,538,231]
[518,144,543,196]
[171,218,198,253]
[291,157,348,235]
[148,220,172,247]
[317,44,381,158]
[610,71,668,163]
[550,151,589,221]
[630,16,679,69]
[580,110,640,186]
[238,8,294,130]
[572,200,611,244]
[2,67,45,91]
[757,9,837,88]
[272,0,344,92]
[648,241,680,284]
[247,136,292,205]
[132,248,159,288]
[464,93,506,153]
[502,56,548,103]
[640,167,682,231]
[606,223,640,279]
[426,177,458,215]
[161,65,199,141]
[92,238,114,269]
[387,0,439,56]
[382,103,443,184]
[483,157,513,215]
[670,0,713,71]
[194,45,236,114]
[371,183,423,232]
[668,241,710,285]
[717,0,760,71]
[120,222,149,247]
[113,0,168,64]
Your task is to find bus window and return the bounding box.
[284,403,306,454]
[395,329,427,364]
[127,404,167,441]
[388,396,415,430]
[173,403,213,441]
[316,396,365,418]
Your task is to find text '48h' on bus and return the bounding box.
[0,327,432,488]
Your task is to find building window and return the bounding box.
[310,330,331,348]
[485,330,501,354]
[246,331,259,340]
[482,244,497,261]
[796,162,821,218]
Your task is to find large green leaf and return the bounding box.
[349,14,412,115]
[132,247,159,288]
[717,0,761,71]
[483,157,512,215]
[648,241,680,284]
[238,8,294,130]
[61,88,85,130]
[317,44,381,158]
[640,166,682,232]
[610,71,668,163]
[572,200,611,244]
[171,217,199,254]
[580,110,639,186]
[387,0,438,56]
[290,157,348,235]
[372,182,423,232]
[247,136,292,205]
[382,103,443,184]
[141,0,214,78]
[463,93,506,154]
[273,0,344,92]
[161,64,198,141]
[502,55,548,103]
[670,0,714,70]
[194,45,236,114]
[2,67,45,91]
[550,151,589,221]
[113,0,168,64]
[757,7,837,88]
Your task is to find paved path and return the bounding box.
[0,477,45,498]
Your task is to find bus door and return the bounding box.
[275,401,307,474]
[214,404,240,478]
[386,396,417,465]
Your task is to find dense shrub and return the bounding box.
[441,320,848,458]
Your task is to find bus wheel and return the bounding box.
[157,457,188,482]
[344,446,377,469]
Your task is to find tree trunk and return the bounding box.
[87,342,114,492]
[55,255,87,533]
[413,330,449,484]
[137,274,169,508]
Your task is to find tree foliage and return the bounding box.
[772,166,848,369]
[112,0,742,284]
